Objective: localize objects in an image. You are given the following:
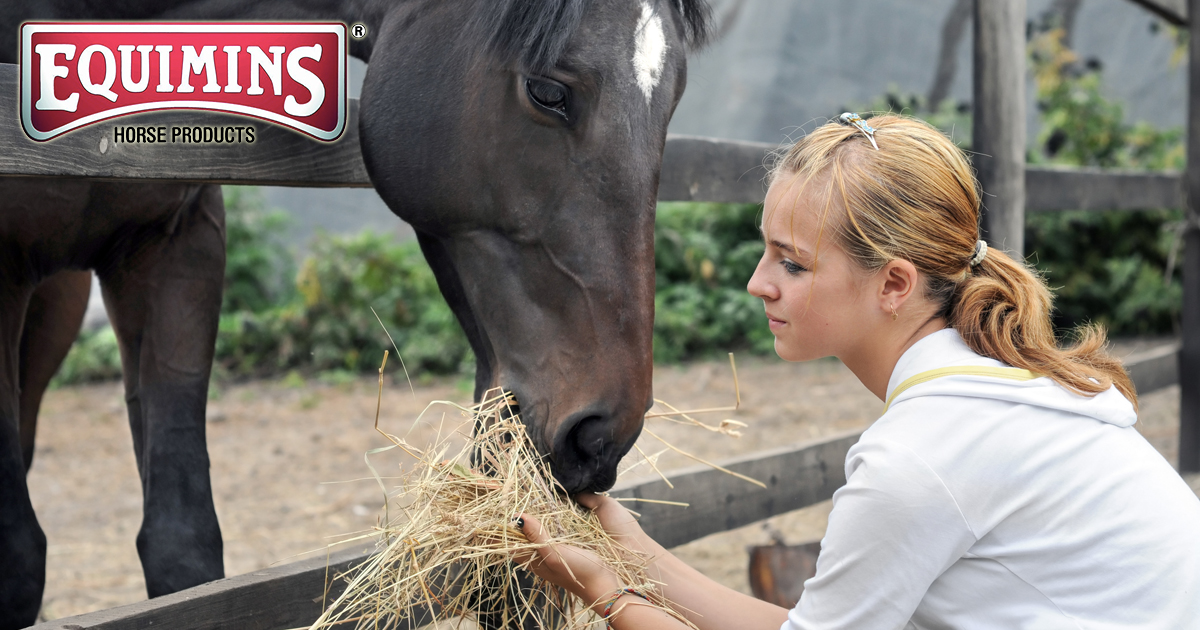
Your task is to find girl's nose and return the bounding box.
[747,258,779,301]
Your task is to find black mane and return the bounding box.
[474,0,712,75]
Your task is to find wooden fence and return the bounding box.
[6,0,1200,626]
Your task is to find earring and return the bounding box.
[890,304,898,321]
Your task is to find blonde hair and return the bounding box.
[770,114,1137,410]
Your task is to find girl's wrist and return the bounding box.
[591,586,651,626]
[580,575,624,610]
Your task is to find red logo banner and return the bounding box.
[20,23,347,141]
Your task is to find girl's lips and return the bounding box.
[767,315,786,331]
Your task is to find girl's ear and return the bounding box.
[878,259,919,313]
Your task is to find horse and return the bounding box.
[0,0,710,625]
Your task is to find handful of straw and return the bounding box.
[309,385,693,630]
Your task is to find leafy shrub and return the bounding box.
[653,202,774,361]
[1024,26,1185,336]
[51,326,122,387]
[216,231,472,377]
[222,186,295,314]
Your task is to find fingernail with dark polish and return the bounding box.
[515,517,525,529]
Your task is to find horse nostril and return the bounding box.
[553,412,632,494]
[570,416,610,460]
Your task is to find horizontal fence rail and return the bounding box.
[0,63,1186,211]
[28,430,859,630]
[30,338,1179,630]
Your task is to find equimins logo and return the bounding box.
[20,22,346,141]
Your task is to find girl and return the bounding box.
[516,114,1200,629]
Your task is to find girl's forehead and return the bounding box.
[763,183,821,237]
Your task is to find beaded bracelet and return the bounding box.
[600,587,649,628]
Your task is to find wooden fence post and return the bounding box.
[972,0,1027,256]
[1180,0,1200,473]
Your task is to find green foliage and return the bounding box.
[221,186,295,314]
[652,202,774,361]
[1027,209,1183,336]
[51,326,122,387]
[1023,26,1185,336]
[857,27,1187,339]
[1029,28,1184,170]
[215,231,472,378]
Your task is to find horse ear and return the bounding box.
[675,0,714,49]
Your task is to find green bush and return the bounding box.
[1023,26,1184,336]
[51,326,122,387]
[653,202,774,361]
[221,186,295,314]
[216,231,472,377]
[1027,209,1183,336]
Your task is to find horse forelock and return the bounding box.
[472,0,712,75]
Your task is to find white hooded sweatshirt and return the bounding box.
[783,328,1200,630]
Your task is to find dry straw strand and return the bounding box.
[309,388,696,630]
[310,353,759,629]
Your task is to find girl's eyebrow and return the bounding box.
[771,240,809,257]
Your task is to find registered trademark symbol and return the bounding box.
[351,23,367,40]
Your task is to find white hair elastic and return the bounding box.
[969,240,988,267]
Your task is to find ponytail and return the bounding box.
[774,114,1137,410]
[951,248,1137,410]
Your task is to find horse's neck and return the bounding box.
[2,0,388,62]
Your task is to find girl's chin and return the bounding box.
[773,340,808,363]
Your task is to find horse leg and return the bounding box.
[0,282,47,629]
[18,270,92,472]
[98,184,226,597]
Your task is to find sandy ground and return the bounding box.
[25,353,1200,621]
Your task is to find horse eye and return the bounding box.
[525,78,569,118]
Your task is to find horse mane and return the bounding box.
[475,0,712,75]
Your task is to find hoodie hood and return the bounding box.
[885,329,1137,428]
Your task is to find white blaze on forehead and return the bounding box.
[633,1,667,105]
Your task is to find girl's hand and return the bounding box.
[513,493,660,607]
[514,511,621,606]
[574,493,662,560]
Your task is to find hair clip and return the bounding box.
[838,112,880,150]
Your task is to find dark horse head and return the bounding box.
[360,0,709,494]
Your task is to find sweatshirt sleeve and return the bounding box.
[782,438,978,630]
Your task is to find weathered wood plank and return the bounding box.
[28,546,386,630]
[1126,341,1182,395]
[0,62,1187,213]
[973,0,1027,256]
[0,65,371,188]
[610,430,860,549]
[1025,166,1183,212]
[1179,0,1200,473]
[1129,0,1188,25]
[657,135,775,203]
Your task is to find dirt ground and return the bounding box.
[26,350,1200,622]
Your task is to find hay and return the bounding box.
[308,353,750,630]
[308,387,691,629]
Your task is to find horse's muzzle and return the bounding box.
[549,409,640,495]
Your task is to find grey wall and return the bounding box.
[669,0,1186,144]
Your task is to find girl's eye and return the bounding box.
[782,260,806,274]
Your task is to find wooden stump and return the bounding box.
[747,541,822,609]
